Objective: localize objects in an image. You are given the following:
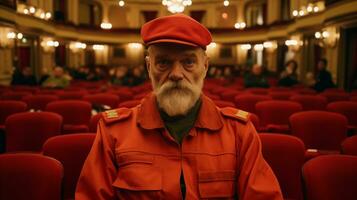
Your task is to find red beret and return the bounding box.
[141,14,212,49]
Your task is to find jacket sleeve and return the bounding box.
[236,121,283,200]
[75,120,118,200]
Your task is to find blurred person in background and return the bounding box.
[244,64,270,88]
[11,66,37,86]
[278,60,299,87]
[42,66,70,88]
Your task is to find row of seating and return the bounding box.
[0,133,356,200]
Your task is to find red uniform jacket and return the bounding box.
[75,94,283,200]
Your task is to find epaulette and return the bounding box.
[102,108,132,125]
[220,107,250,124]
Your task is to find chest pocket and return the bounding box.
[198,170,236,199]
[113,153,162,200]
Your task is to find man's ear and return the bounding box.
[145,56,151,78]
[203,55,209,77]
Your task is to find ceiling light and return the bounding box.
[119,1,125,7]
[223,0,229,7]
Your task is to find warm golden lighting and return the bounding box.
[45,12,52,19]
[285,40,298,46]
[315,32,322,39]
[223,0,229,7]
[207,42,217,49]
[100,22,112,29]
[93,44,105,50]
[292,10,298,17]
[29,6,36,14]
[162,0,192,13]
[254,44,264,51]
[17,33,23,39]
[128,43,143,49]
[119,0,125,7]
[240,44,251,50]
[7,32,16,39]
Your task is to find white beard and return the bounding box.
[153,78,203,116]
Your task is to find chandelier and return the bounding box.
[162,0,192,13]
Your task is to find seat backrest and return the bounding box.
[350,96,357,102]
[83,93,120,109]
[57,91,87,100]
[290,95,327,111]
[0,100,27,125]
[256,100,302,126]
[43,134,95,200]
[22,94,59,111]
[290,111,348,150]
[220,90,242,102]
[213,100,235,108]
[260,134,305,200]
[5,112,63,152]
[1,91,32,100]
[302,155,357,200]
[269,91,294,100]
[0,153,63,200]
[45,100,92,125]
[327,101,357,127]
[245,87,269,95]
[234,94,272,114]
[341,135,357,156]
[319,92,350,103]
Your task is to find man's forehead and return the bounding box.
[148,44,204,55]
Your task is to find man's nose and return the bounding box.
[168,62,184,81]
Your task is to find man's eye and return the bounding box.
[156,60,171,69]
[182,59,195,66]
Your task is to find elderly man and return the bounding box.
[76,14,283,200]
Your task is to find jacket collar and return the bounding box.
[137,92,223,132]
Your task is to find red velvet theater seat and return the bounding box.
[341,135,357,156]
[0,100,27,129]
[46,100,92,134]
[234,94,272,114]
[269,91,294,100]
[327,101,357,132]
[290,111,348,158]
[319,92,350,103]
[5,112,62,152]
[0,153,63,200]
[245,87,269,95]
[213,100,235,108]
[1,91,32,100]
[255,100,302,133]
[350,96,357,102]
[302,155,357,200]
[260,134,305,200]
[57,91,87,100]
[43,134,96,200]
[290,95,327,111]
[83,93,120,109]
[22,94,59,111]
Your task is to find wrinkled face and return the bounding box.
[146,44,209,116]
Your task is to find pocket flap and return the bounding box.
[113,163,162,191]
[198,170,236,198]
[117,154,154,166]
[198,170,236,182]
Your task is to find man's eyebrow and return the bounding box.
[154,55,169,60]
[182,53,198,58]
